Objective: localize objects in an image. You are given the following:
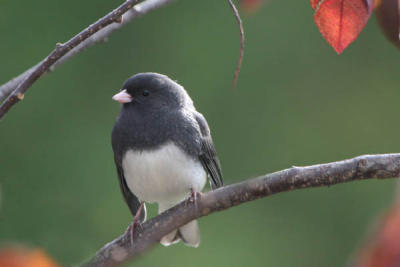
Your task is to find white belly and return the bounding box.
[122,142,207,205]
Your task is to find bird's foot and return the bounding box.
[185,188,201,206]
[129,202,144,246]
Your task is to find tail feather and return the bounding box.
[177,220,200,247]
[158,202,200,247]
[160,229,180,246]
[160,220,200,247]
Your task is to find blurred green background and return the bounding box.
[1,0,400,266]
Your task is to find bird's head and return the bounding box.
[112,73,192,110]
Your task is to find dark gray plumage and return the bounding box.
[111,72,223,247]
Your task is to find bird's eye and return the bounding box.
[142,90,150,97]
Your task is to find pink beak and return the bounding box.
[112,89,132,104]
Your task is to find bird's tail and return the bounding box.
[158,203,200,247]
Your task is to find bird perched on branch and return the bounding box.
[111,73,223,247]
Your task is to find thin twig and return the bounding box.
[0,62,42,102]
[81,153,400,267]
[0,0,175,119]
[228,0,245,88]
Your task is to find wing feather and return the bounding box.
[195,113,223,189]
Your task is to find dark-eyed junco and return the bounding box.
[111,73,223,247]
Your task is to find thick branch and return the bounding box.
[82,153,400,267]
[0,0,175,119]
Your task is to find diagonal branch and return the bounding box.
[81,153,400,267]
[0,0,175,119]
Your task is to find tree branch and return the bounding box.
[0,0,175,119]
[81,153,400,267]
[227,0,245,88]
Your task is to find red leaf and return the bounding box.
[311,0,322,10]
[314,0,374,54]
[376,0,400,49]
[0,247,59,267]
[354,203,400,267]
[241,0,263,13]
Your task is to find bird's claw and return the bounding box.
[185,188,201,206]
[129,220,140,245]
[129,202,144,245]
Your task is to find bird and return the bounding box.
[111,72,223,247]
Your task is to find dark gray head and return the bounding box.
[112,73,193,111]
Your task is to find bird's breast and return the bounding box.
[122,142,207,204]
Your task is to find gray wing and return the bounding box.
[115,158,146,222]
[195,113,223,189]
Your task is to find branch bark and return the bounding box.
[81,153,400,267]
[0,0,175,119]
